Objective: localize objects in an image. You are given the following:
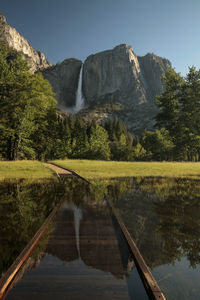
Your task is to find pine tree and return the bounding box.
[0,46,56,160]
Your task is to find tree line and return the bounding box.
[140,68,200,161]
[0,46,199,161]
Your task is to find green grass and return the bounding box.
[0,161,55,180]
[1,160,200,181]
[51,159,200,180]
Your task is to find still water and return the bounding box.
[104,177,200,299]
[0,176,200,299]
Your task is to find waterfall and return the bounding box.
[66,203,83,258]
[74,65,84,112]
[73,205,82,257]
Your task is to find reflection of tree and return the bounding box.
[154,179,200,268]
[104,177,200,269]
[106,178,165,268]
[0,177,108,275]
[0,178,67,275]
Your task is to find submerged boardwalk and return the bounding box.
[0,167,165,299]
[4,178,131,300]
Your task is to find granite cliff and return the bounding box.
[42,59,82,107]
[0,13,172,134]
[0,13,51,72]
[43,44,171,134]
[81,44,171,134]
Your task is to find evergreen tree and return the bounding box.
[179,67,200,160]
[155,67,200,161]
[141,129,174,161]
[0,46,56,160]
[88,124,110,160]
[155,69,185,137]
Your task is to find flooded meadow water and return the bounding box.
[104,177,200,299]
[0,176,199,299]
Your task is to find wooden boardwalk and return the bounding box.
[3,193,131,299]
[44,163,73,177]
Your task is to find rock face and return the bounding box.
[0,13,172,134]
[83,44,145,105]
[81,44,171,134]
[83,44,171,105]
[0,13,51,72]
[42,59,82,107]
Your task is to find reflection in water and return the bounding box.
[2,176,199,299]
[67,203,83,258]
[4,177,134,300]
[0,178,67,277]
[104,177,200,299]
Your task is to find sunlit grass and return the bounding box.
[51,159,200,180]
[0,161,55,180]
[1,160,200,181]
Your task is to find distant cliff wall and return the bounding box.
[81,44,171,134]
[42,59,82,107]
[0,13,173,134]
[82,44,171,107]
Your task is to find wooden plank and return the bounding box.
[44,163,73,177]
[0,203,60,300]
[48,162,90,183]
[106,198,166,300]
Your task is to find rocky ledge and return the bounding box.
[0,13,51,72]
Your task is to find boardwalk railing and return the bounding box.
[106,198,166,300]
[0,204,60,300]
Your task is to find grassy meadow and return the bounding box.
[0,161,55,180]
[0,159,200,180]
[51,159,200,180]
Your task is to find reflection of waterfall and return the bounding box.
[74,65,84,113]
[67,203,82,257]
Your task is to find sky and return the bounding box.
[1,0,200,76]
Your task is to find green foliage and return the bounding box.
[88,124,110,160]
[155,67,200,161]
[141,128,174,161]
[103,119,134,160]
[155,69,185,134]
[132,143,149,161]
[1,44,199,162]
[0,46,57,160]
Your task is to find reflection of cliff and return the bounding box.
[47,204,78,262]
[46,201,126,279]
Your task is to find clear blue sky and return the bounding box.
[1,0,200,75]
